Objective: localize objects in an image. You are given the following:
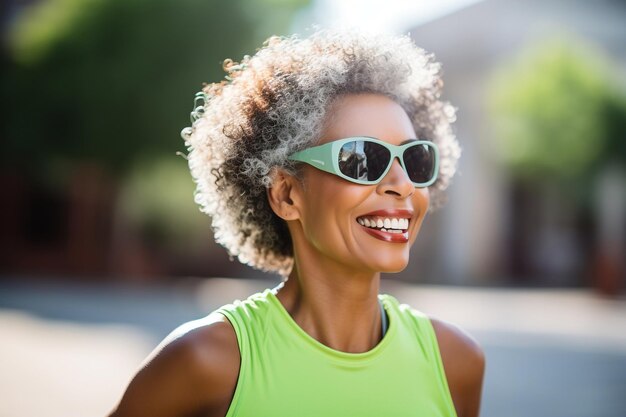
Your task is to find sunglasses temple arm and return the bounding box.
[288,143,336,174]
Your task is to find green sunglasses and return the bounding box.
[287,136,439,187]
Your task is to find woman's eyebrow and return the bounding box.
[400,139,418,145]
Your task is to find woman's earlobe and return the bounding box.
[267,169,301,221]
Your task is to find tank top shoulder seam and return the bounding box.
[215,305,249,417]
[422,313,460,417]
[379,295,458,417]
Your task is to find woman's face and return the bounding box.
[294,93,431,274]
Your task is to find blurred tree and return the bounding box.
[2,0,308,186]
[487,34,626,290]
[0,0,308,279]
[488,34,626,197]
[117,156,205,252]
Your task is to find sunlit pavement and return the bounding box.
[1,277,625,417]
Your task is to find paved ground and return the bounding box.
[1,277,625,417]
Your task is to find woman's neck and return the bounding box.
[273,261,383,353]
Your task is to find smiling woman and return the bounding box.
[108,29,484,417]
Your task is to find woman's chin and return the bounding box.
[372,257,410,274]
[383,264,409,274]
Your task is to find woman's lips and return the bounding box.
[356,208,413,243]
[361,225,409,243]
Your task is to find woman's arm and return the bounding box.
[430,317,486,417]
[108,313,240,417]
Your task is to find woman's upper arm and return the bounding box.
[430,316,486,417]
[108,313,240,417]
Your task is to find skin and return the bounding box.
[108,93,485,417]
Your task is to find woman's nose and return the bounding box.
[376,158,414,198]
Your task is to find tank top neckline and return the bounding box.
[264,289,397,363]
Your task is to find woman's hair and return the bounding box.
[181,29,461,276]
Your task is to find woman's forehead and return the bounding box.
[318,93,416,145]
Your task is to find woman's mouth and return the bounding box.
[356,216,410,243]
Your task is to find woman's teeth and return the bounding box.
[357,217,409,232]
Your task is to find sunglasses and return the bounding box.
[287,137,439,187]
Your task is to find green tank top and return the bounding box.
[216,289,458,417]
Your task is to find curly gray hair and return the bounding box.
[181,29,461,276]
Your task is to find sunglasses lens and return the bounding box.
[403,143,436,184]
[338,140,390,182]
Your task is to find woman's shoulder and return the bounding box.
[160,312,241,386]
[428,316,486,417]
[108,312,239,417]
[428,316,484,361]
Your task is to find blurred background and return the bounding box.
[1,0,625,416]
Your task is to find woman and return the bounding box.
[109,29,485,417]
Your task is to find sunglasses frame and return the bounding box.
[287,136,439,187]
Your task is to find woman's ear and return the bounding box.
[267,167,302,221]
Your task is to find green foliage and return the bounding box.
[2,0,308,183]
[8,0,93,65]
[118,156,208,251]
[488,34,625,182]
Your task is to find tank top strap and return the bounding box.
[214,290,274,416]
[380,294,457,417]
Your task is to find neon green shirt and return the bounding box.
[217,289,458,417]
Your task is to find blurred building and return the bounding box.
[407,0,626,291]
